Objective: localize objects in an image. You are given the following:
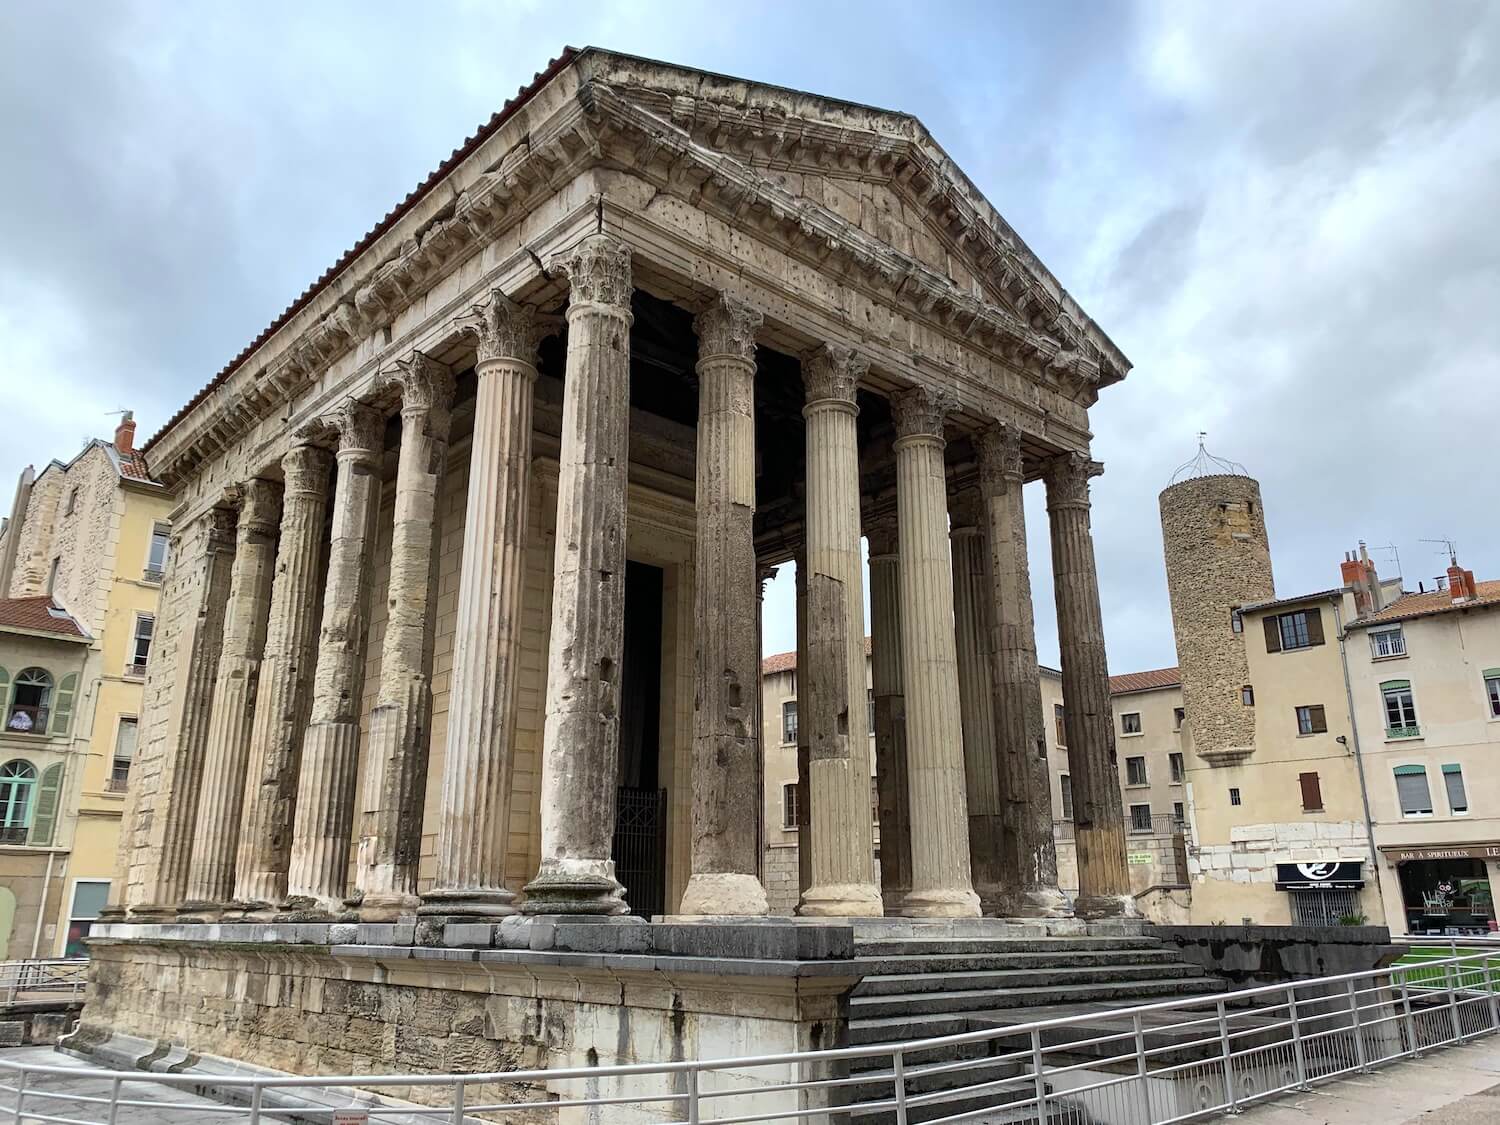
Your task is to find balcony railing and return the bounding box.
[1387,724,1422,740]
[0,827,28,846]
[123,662,148,679]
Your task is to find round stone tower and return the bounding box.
[1159,444,1274,761]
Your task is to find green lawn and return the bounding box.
[1396,944,1500,990]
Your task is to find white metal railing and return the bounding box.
[1,951,1497,1123]
[0,959,87,1004]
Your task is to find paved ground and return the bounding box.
[1234,1037,1500,1124]
[0,1046,252,1122]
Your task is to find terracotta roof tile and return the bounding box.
[1109,666,1181,695]
[142,48,579,455]
[1349,580,1500,629]
[761,637,872,675]
[1239,588,1343,614]
[0,596,88,638]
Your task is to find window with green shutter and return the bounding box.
[28,763,64,846]
[1394,764,1433,816]
[1443,764,1469,814]
[50,673,77,736]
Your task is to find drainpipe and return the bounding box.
[1335,600,1385,924]
[30,849,56,960]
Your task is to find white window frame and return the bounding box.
[127,614,154,675]
[1129,803,1153,833]
[1443,765,1469,816]
[781,781,800,830]
[781,700,798,745]
[1120,711,1142,736]
[1395,766,1434,818]
[1486,674,1500,720]
[1059,773,1073,821]
[1369,626,1406,660]
[110,715,138,792]
[1169,752,1184,784]
[1383,685,1419,737]
[143,522,171,583]
[60,877,111,958]
[1125,756,1148,787]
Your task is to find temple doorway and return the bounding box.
[612,560,667,917]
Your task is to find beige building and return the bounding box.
[0,413,172,957]
[1341,558,1500,936]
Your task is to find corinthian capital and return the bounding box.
[236,478,283,537]
[331,401,384,461]
[976,424,1025,492]
[802,343,867,404]
[392,351,456,421]
[283,444,334,495]
[694,293,762,363]
[1044,451,1103,508]
[456,290,545,366]
[891,384,955,441]
[554,233,633,308]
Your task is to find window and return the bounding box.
[1264,609,1325,653]
[0,760,37,843]
[1298,771,1323,812]
[6,668,54,734]
[65,880,110,958]
[64,487,78,516]
[1295,704,1328,735]
[1241,684,1255,706]
[1173,707,1185,732]
[1292,889,1360,927]
[1169,752,1184,783]
[46,556,60,595]
[1381,680,1419,738]
[127,615,154,675]
[1172,801,1185,826]
[1229,787,1242,807]
[1126,756,1148,786]
[110,717,138,792]
[781,701,798,744]
[867,689,875,736]
[144,524,170,583]
[1130,804,1153,833]
[1121,712,1142,735]
[1484,670,1500,719]
[1054,704,1067,748]
[1060,773,1073,820]
[1230,607,1243,634]
[1369,626,1406,659]
[1395,765,1433,816]
[781,782,801,829]
[1443,764,1469,815]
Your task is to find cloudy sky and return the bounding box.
[3,2,1497,673]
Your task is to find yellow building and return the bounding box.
[0,413,171,957]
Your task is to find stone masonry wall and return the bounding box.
[764,846,800,916]
[1186,819,1369,886]
[1159,474,1274,759]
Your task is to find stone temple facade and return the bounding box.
[76,48,1137,1105]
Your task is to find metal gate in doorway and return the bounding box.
[613,785,667,918]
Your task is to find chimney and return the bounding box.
[1448,563,1478,604]
[114,410,136,455]
[1341,541,1382,617]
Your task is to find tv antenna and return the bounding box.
[1419,537,1458,567]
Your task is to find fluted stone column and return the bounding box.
[793,549,812,900]
[681,294,769,916]
[867,516,912,914]
[1046,451,1132,918]
[357,353,454,920]
[524,233,634,915]
[233,443,333,912]
[283,403,383,916]
[180,480,281,914]
[797,345,881,917]
[949,489,1011,914]
[978,427,1066,917]
[892,386,979,918]
[420,296,544,919]
[127,505,237,918]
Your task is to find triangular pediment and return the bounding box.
[571,48,1128,387]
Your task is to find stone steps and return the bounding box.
[854,961,1206,996]
[854,935,1162,957]
[853,947,1183,975]
[851,976,1225,1020]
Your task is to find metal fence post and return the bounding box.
[450,1077,466,1125]
[892,1048,909,1125]
[15,1069,26,1124]
[249,1083,263,1125]
[1486,956,1499,1032]
[1132,1011,1151,1121]
[1446,962,1464,1044]
[106,1074,122,1125]
[1400,970,1421,1058]
[1217,999,1239,1114]
[1286,985,1309,1090]
[1346,978,1369,1072]
[687,1064,700,1125]
[1031,1028,1048,1123]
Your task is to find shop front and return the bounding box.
[1274,861,1366,926]
[1383,844,1500,936]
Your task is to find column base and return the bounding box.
[1014,885,1074,919]
[901,886,982,919]
[1073,892,1138,921]
[678,873,770,917]
[417,887,518,919]
[275,895,357,923]
[522,860,628,916]
[357,891,421,922]
[123,902,176,923]
[175,900,229,923]
[796,882,885,918]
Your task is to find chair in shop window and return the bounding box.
[1423,890,1452,916]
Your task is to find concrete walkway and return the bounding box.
[1235,1037,1500,1124]
[0,1046,254,1122]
